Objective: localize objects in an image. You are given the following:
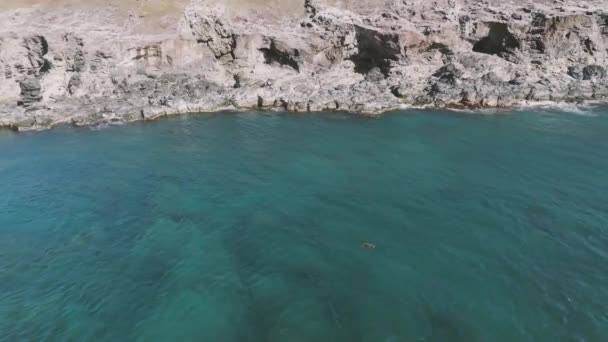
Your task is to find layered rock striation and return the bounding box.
[1,0,607,130]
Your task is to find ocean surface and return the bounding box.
[1,109,607,341]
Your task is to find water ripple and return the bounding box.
[1,109,607,341]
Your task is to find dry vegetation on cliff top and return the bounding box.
[0,0,309,16]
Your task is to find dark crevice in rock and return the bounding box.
[304,0,317,17]
[568,64,607,80]
[473,22,521,57]
[226,37,237,62]
[364,67,385,82]
[24,35,52,74]
[583,65,606,80]
[18,77,42,107]
[390,85,401,98]
[39,35,49,56]
[425,42,453,55]
[69,50,86,72]
[132,45,162,61]
[350,26,400,76]
[531,13,547,28]
[530,38,545,53]
[68,74,82,95]
[40,59,53,73]
[582,37,595,55]
[433,63,464,85]
[259,41,300,72]
[351,56,391,76]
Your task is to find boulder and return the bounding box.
[582,65,606,80]
[433,63,464,84]
[18,77,42,106]
[569,65,607,80]
[365,67,385,82]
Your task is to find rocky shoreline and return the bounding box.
[1,0,607,131]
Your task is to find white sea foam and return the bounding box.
[394,101,602,116]
[513,101,602,117]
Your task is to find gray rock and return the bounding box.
[68,74,82,95]
[1,0,608,129]
[569,65,607,81]
[583,65,606,80]
[433,63,464,85]
[568,65,585,80]
[365,67,385,82]
[481,72,504,85]
[18,77,42,106]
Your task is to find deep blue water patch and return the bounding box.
[1,109,607,341]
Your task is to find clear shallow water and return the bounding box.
[1,109,608,341]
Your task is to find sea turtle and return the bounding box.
[360,242,376,250]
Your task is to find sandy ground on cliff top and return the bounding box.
[0,0,602,36]
[0,0,401,16]
[2,0,603,9]
[0,0,310,32]
[2,0,603,20]
[0,0,603,37]
[0,0,306,15]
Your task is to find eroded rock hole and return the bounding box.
[350,26,401,77]
[473,23,520,57]
[259,41,300,72]
[39,36,49,56]
[40,59,53,73]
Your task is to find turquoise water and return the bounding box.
[1,109,608,341]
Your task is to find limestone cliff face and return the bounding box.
[0,0,607,130]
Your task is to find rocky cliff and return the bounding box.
[1,0,607,130]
